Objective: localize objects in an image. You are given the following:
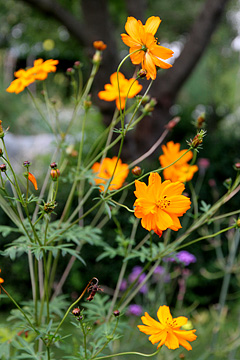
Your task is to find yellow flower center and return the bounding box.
[156,195,170,209]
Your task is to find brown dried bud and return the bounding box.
[132,166,142,176]
[72,308,81,317]
[0,164,6,172]
[138,69,147,78]
[165,116,180,130]
[50,168,60,181]
[93,41,107,51]
[0,148,3,157]
[113,310,120,317]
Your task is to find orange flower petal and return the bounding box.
[28,172,38,190]
[144,16,161,35]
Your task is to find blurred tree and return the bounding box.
[1,0,234,157]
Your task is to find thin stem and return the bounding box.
[95,348,161,360]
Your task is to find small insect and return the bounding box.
[86,278,103,301]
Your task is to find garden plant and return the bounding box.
[0,15,240,360]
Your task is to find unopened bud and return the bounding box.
[72,308,81,317]
[113,310,120,317]
[93,41,107,51]
[74,61,82,69]
[0,120,4,138]
[0,164,6,172]
[138,69,147,78]
[165,116,180,130]
[66,67,75,75]
[84,95,92,110]
[92,52,102,64]
[50,168,60,181]
[23,160,31,168]
[143,98,157,114]
[188,130,206,149]
[50,162,57,169]
[0,148,3,157]
[234,162,240,170]
[132,166,142,176]
[197,113,205,129]
[236,219,240,228]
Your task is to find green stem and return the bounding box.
[0,285,40,337]
[95,348,161,360]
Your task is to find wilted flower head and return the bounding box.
[98,72,142,110]
[121,16,174,80]
[92,156,129,192]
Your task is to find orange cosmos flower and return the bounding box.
[121,16,174,80]
[134,172,191,237]
[6,59,59,94]
[0,269,4,284]
[92,156,129,192]
[6,68,36,94]
[32,58,59,80]
[98,72,142,110]
[28,172,38,190]
[159,141,198,182]
[138,305,197,351]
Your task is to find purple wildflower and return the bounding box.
[120,279,128,291]
[177,251,196,266]
[128,304,143,316]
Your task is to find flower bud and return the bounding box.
[66,67,75,75]
[197,113,205,129]
[84,95,92,110]
[143,98,157,114]
[132,166,142,176]
[188,130,206,149]
[234,162,240,170]
[0,120,4,138]
[72,308,81,317]
[0,148,3,157]
[74,61,82,69]
[23,160,31,168]
[50,168,60,181]
[138,69,147,78]
[93,41,107,51]
[0,164,6,172]
[236,219,240,228]
[92,52,102,64]
[50,162,58,169]
[113,310,120,317]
